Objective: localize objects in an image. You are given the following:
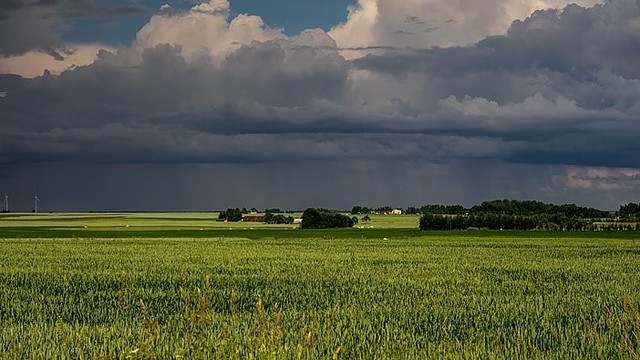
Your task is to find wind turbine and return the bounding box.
[34,196,40,213]
[3,193,7,212]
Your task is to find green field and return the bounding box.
[0,213,419,230]
[1,214,640,358]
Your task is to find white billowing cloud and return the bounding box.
[132,0,285,66]
[0,0,289,77]
[192,0,230,14]
[0,45,111,78]
[329,0,602,56]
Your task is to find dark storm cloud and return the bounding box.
[0,0,146,55]
[5,160,635,212]
[507,2,640,79]
[0,5,61,55]
[0,0,146,18]
[0,160,567,211]
[2,0,640,171]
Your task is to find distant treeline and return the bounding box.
[351,205,466,215]
[219,201,640,221]
[418,213,628,231]
[353,199,640,219]
[351,206,396,215]
[618,202,640,220]
[468,200,612,218]
[406,205,467,215]
[216,200,640,232]
[418,200,640,231]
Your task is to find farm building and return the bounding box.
[391,209,403,215]
[242,215,265,222]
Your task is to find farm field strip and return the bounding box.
[0,213,420,231]
[1,214,639,358]
[1,233,640,357]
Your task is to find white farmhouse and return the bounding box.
[391,209,403,215]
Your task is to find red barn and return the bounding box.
[242,215,265,222]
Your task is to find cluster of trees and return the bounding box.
[351,199,624,219]
[470,200,611,218]
[352,199,618,218]
[264,211,294,224]
[618,202,640,219]
[406,205,466,215]
[417,200,624,231]
[419,213,596,231]
[216,207,296,223]
[417,201,640,232]
[352,200,613,218]
[301,208,356,229]
[263,208,295,214]
[217,208,243,222]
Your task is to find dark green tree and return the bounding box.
[218,208,243,222]
[619,202,640,219]
[301,208,355,229]
[264,211,294,224]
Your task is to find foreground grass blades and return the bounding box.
[1,232,640,358]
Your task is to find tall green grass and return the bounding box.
[1,235,640,358]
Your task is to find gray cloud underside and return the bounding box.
[0,0,146,55]
[0,0,146,18]
[2,1,640,168]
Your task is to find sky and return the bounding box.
[1,0,640,212]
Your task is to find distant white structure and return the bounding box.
[4,193,8,212]
[391,209,403,215]
[293,218,303,224]
[34,196,39,213]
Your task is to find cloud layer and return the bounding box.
[1,0,640,209]
[329,0,601,55]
